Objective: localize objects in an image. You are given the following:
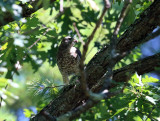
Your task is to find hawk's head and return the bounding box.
[60,36,78,49]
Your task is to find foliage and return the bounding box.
[78,74,160,121]
[0,0,159,121]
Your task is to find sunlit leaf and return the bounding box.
[145,96,157,105]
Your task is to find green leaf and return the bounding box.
[145,96,157,105]
[24,109,34,118]
[111,107,127,118]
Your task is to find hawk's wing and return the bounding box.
[76,47,81,58]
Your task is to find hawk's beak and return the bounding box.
[73,39,78,43]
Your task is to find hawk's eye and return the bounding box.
[69,37,72,40]
[63,36,73,43]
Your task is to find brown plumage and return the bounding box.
[57,36,81,84]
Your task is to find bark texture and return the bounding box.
[30,0,160,120]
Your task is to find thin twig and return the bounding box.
[79,0,111,97]
[28,28,50,49]
[112,0,132,44]
[60,0,64,13]
[73,22,84,45]
[45,85,66,89]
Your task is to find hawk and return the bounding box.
[57,36,81,84]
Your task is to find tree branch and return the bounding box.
[79,0,111,97]
[103,0,132,89]
[30,52,160,121]
[28,28,50,49]
[86,0,160,86]
[30,0,160,120]
[73,23,84,45]
[60,0,64,13]
[57,90,120,121]
[92,52,160,92]
[113,0,132,37]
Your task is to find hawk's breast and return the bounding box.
[57,47,80,75]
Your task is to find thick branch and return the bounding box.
[57,91,119,121]
[30,0,160,120]
[86,0,160,86]
[114,53,160,83]
[31,52,160,121]
[93,52,160,92]
[79,0,111,97]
